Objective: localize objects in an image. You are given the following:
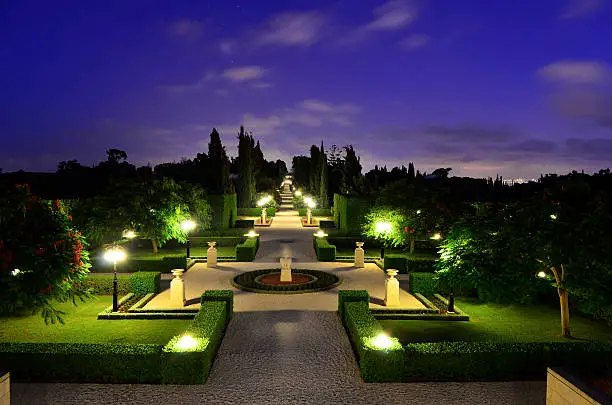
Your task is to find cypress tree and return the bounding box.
[207,128,231,194]
[319,141,328,208]
[407,162,415,180]
[309,144,321,195]
[237,126,256,207]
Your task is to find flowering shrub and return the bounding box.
[0,184,91,323]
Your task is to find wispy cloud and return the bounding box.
[168,19,204,39]
[538,60,612,84]
[560,0,606,19]
[337,1,419,45]
[251,82,274,89]
[255,11,328,47]
[222,66,266,82]
[538,60,612,129]
[400,34,430,50]
[365,0,418,31]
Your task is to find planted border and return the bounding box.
[232,269,341,294]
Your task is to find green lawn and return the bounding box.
[381,297,612,344]
[0,296,191,344]
[94,246,237,260]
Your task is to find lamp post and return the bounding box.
[104,246,126,312]
[181,220,196,258]
[375,221,393,259]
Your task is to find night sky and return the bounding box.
[1,0,611,178]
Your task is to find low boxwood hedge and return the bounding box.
[319,220,336,229]
[0,342,163,383]
[402,341,612,381]
[161,290,233,384]
[90,255,186,274]
[314,237,336,261]
[298,208,332,217]
[235,237,259,261]
[343,301,404,382]
[383,254,407,273]
[409,272,438,296]
[237,207,276,217]
[234,219,255,228]
[201,290,233,324]
[77,275,131,295]
[130,272,161,295]
[338,290,369,322]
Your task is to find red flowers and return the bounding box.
[36,247,46,255]
[40,285,52,295]
[68,215,73,221]
[53,200,62,211]
[404,227,409,233]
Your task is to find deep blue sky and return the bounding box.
[1,0,611,178]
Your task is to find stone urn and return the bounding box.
[384,269,400,307]
[207,241,217,268]
[170,269,186,307]
[354,242,365,268]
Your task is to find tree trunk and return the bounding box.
[558,287,571,338]
[409,237,415,254]
[151,239,159,254]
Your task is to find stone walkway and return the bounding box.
[11,194,547,404]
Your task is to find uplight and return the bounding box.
[537,271,547,278]
[175,335,198,351]
[11,269,20,276]
[314,231,328,238]
[245,230,259,238]
[416,210,421,214]
[371,334,394,350]
[550,214,557,220]
[430,233,441,240]
[181,220,196,232]
[295,190,302,196]
[123,230,136,239]
[375,221,393,234]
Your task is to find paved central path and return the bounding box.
[11,188,547,404]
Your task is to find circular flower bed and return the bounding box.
[232,269,342,294]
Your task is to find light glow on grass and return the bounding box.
[366,333,401,351]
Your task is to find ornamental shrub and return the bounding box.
[235,237,259,261]
[338,290,369,321]
[130,272,161,295]
[409,273,438,296]
[0,185,91,323]
[314,238,336,261]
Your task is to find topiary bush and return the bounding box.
[201,290,233,324]
[338,290,369,321]
[130,272,161,295]
[383,254,407,273]
[314,238,336,261]
[409,272,438,296]
[235,237,259,261]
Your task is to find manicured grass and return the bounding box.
[0,296,191,344]
[93,246,237,260]
[381,297,612,344]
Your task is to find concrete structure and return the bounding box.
[0,372,9,405]
[546,367,609,405]
[280,257,292,282]
[206,242,217,268]
[170,269,186,307]
[354,242,365,268]
[384,269,400,307]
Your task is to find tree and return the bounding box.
[292,156,311,190]
[362,206,406,248]
[407,162,415,180]
[319,142,328,207]
[342,145,363,195]
[106,149,128,164]
[207,128,231,194]
[237,126,256,207]
[309,145,321,195]
[0,184,91,323]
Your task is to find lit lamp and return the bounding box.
[305,198,316,224]
[537,271,547,278]
[295,190,302,197]
[181,220,196,258]
[123,230,136,239]
[375,221,393,259]
[430,233,441,240]
[244,230,259,238]
[104,246,127,312]
[314,230,328,238]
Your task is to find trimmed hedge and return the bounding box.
[201,290,234,324]
[297,208,332,217]
[130,272,161,296]
[409,272,438,296]
[190,236,244,247]
[338,290,370,322]
[343,301,405,382]
[314,237,336,261]
[0,342,163,383]
[235,237,259,261]
[209,193,237,230]
[234,219,255,228]
[383,254,407,273]
[90,255,186,274]
[161,290,233,384]
[319,220,336,229]
[77,275,131,295]
[237,207,276,217]
[333,193,372,233]
[402,341,612,381]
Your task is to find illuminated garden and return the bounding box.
[2,128,612,404]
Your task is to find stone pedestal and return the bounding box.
[0,371,9,405]
[261,208,267,225]
[280,257,292,282]
[170,269,186,307]
[384,269,400,307]
[354,242,365,268]
[207,242,217,268]
[306,207,312,225]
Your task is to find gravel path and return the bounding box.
[12,311,546,404]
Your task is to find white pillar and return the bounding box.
[261,208,267,225]
[306,207,312,225]
[385,269,400,307]
[207,241,217,268]
[354,242,365,268]
[170,269,186,307]
[280,257,292,282]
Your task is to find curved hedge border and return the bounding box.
[232,269,342,294]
